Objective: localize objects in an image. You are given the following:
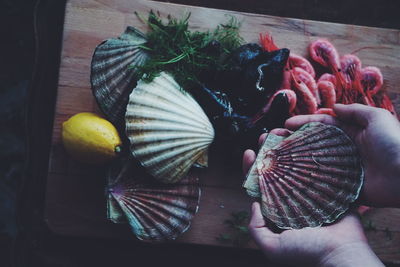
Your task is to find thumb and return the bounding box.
[249,202,266,228]
[248,202,280,255]
[334,104,374,127]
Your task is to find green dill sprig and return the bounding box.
[212,16,244,52]
[131,11,244,89]
[216,211,251,247]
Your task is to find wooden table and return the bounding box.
[45,0,400,263]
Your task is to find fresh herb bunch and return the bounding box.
[132,11,244,89]
[216,211,251,247]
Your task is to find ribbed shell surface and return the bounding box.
[244,133,286,198]
[125,72,215,183]
[107,158,200,241]
[254,122,363,229]
[91,26,149,128]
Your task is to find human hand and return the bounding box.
[247,202,383,267]
[285,104,400,207]
[243,131,383,266]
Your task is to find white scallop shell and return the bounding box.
[125,72,215,183]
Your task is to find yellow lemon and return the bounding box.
[62,112,122,164]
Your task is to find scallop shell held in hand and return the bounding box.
[91,26,149,128]
[125,72,215,183]
[245,122,363,229]
[107,158,201,241]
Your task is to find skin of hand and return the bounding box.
[285,103,400,207]
[243,129,384,267]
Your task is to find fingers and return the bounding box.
[333,104,373,127]
[285,114,341,130]
[249,202,266,228]
[242,149,256,175]
[285,104,380,131]
[248,202,280,255]
[270,128,292,137]
[258,129,292,147]
[249,129,292,175]
[258,133,268,147]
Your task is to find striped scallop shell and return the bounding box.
[107,158,200,241]
[91,26,149,128]
[246,122,363,229]
[243,133,286,198]
[125,72,215,183]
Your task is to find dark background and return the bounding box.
[0,0,399,266]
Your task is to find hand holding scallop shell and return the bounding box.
[244,122,363,229]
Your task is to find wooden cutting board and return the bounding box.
[45,0,400,263]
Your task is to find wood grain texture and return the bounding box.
[45,0,400,262]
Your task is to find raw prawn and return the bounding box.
[289,53,316,78]
[309,38,396,116]
[309,39,341,71]
[292,67,319,104]
[317,81,336,108]
[259,33,316,77]
[360,67,383,95]
[291,75,318,115]
[259,32,319,114]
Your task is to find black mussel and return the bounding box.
[189,84,233,120]
[235,90,292,151]
[253,48,290,93]
[226,43,264,67]
[201,40,223,57]
[250,90,292,131]
[189,84,251,144]
[190,84,293,152]
[220,46,290,116]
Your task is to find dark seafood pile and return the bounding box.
[90,12,397,240]
[190,45,292,151]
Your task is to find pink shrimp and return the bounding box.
[260,33,315,85]
[318,73,337,86]
[260,33,315,74]
[309,39,341,71]
[292,67,320,104]
[339,54,364,104]
[373,92,397,116]
[279,66,292,90]
[358,66,384,106]
[289,53,316,78]
[317,81,336,108]
[291,75,318,115]
[251,89,297,124]
[340,54,362,87]
[315,108,336,116]
[259,33,279,52]
[359,66,383,96]
[309,39,347,101]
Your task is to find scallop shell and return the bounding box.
[125,72,215,183]
[243,133,286,198]
[107,158,201,241]
[245,122,363,229]
[91,26,149,128]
